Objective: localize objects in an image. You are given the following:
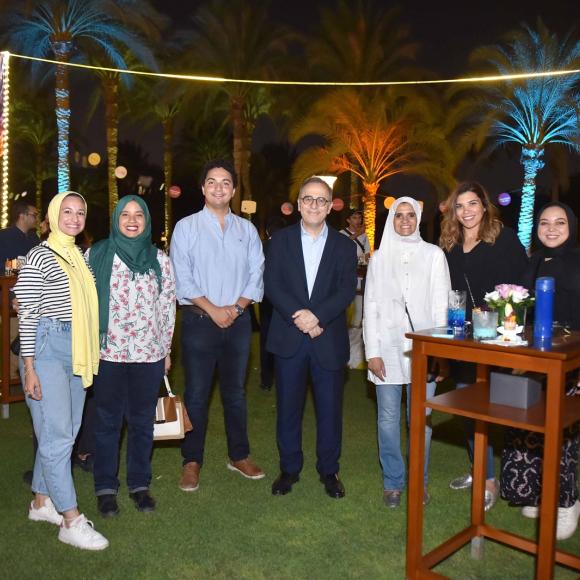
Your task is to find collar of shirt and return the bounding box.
[300,221,328,242]
[202,204,232,231]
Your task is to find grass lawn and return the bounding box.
[1,320,579,579]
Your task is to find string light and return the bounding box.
[1,51,10,229]
[5,51,580,87]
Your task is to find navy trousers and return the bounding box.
[93,358,164,495]
[180,308,251,466]
[275,336,344,476]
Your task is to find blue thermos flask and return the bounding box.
[534,277,555,341]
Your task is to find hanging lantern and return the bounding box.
[281,202,293,215]
[331,198,344,211]
[168,185,182,199]
[384,196,396,209]
[114,166,127,179]
[498,192,512,206]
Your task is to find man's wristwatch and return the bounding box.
[234,303,245,316]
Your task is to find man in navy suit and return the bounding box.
[265,177,357,498]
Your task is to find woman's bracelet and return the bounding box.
[23,367,35,377]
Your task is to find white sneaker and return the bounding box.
[28,498,63,526]
[58,514,109,551]
[521,505,539,519]
[557,500,580,541]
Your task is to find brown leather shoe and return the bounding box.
[179,462,200,491]
[227,458,265,480]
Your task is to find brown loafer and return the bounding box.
[227,458,265,480]
[179,462,200,491]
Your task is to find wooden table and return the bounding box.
[0,275,23,416]
[405,327,580,579]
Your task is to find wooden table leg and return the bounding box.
[471,418,488,559]
[471,364,489,558]
[406,345,428,578]
[536,363,564,579]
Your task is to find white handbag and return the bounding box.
[153,376,192,441]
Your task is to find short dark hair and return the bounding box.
[200,159,238,188]
[10,199,35,224]
[299,176,333,199]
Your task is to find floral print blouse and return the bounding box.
[95,250,176,363]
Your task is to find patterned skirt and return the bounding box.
[500,423,579,508]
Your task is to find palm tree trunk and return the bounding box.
[35,143,43,216]
[231,97,244,214]
[52,41,71,192]
[363,182,379,250]
[104,78,119,220]
[350,173,360,209]
[242,130,252,201]
[163,117,173,249]
[517,147,545,254]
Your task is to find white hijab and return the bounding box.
[366,196,424,342]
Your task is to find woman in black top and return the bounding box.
[500,201,580,540]
[439,181,528,510]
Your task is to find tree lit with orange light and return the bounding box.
[291,88,452,249]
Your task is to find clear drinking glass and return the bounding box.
[448,290,466,333]
[472,310,499,339]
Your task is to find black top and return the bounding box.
[523,201,580,331]
[445,227,529,320]
[524,248,580,332]
[0,226,40,264]
[444,226,529,382]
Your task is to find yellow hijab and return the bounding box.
[47,192,99,387]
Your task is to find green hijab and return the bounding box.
[89,195,162,346]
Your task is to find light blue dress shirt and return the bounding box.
[301,221,328,297]
[170,206,264,306]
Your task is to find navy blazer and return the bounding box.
[265,223,357,371]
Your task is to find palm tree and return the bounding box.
[307,0,419,83]
[12,97,56,214]
[291,89,452,249]
[303,0,424,212]
[447,20,580,253]
[128,75,187,245]
[3,0,160,193]
[179,0,293,213]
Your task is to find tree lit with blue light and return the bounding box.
[474,21,580,252]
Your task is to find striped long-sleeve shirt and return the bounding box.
[13,242,80,357]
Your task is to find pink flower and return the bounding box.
[496,284,511,299]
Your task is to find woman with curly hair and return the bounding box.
[439,181,528,510]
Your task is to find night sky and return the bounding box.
[146,0,578,213]
[156,0,577,77]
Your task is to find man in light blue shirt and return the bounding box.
[170,159,265,492]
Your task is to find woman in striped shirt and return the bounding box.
[14,192,108,551]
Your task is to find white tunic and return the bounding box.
[363,199,450,385]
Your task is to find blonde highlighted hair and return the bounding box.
[439,181,502,252]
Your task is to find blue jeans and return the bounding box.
[457,382,495,480]
[25,318,86,512]
[180,308,251,465]
[93,359,165,495]
[376,382,436,491]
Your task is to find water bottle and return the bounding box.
[533,277,555,342]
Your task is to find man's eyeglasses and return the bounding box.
[300,196,330,207]
[26,212,38,218]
